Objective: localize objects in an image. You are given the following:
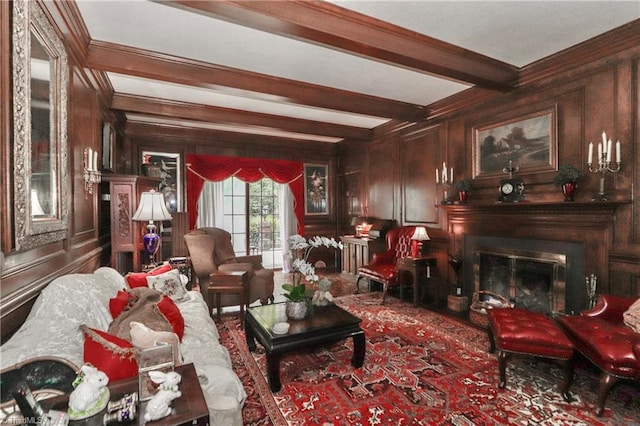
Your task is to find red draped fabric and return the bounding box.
[186,154,304,233]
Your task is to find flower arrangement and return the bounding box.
[282,234,342,303]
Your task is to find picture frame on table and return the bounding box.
[138,344,174,401]
[473,106,557,179]
[304,163,328,215]
[102,122,115,172]
[141,151,181,213]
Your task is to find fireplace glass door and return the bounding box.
[475,248,566,314]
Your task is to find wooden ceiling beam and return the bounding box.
[87,41,426,122]
[160,0,519,91]
[112,94,372,140]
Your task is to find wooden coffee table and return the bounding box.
[245,302,365,392]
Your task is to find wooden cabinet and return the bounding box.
[340,236,386,279]
[103,175,160,273]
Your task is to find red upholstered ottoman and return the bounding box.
[487,308,575,401]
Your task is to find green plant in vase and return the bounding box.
[453,178,472,203]
[553,165,584,201]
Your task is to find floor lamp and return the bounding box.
[132,190,173,267]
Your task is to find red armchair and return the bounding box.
[556,295,640,416]
[355,226,416,304]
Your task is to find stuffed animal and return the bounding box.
[143,371,182,422]
[68,364,109,413]
[311,278,334,306]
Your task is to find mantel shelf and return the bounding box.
[438,200,630,215]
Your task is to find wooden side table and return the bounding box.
[209,270,249,323]
[43,363,209,425]
[396,256,437,306]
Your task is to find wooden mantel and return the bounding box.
[438,201,631,295]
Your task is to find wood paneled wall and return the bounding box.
[0,2,113,340]
[338,28,640,299]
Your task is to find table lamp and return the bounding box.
[411,226,430,257]
[132,190,172,266]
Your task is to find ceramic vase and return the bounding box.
[285,300,309,320]
[458,191,468,204]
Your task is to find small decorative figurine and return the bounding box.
[311,278,334,306]
[68,364,109,418]
[143,371,182,422]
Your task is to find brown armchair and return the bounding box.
[356,225,417,303]
[184,227,275,316]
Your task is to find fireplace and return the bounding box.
[464,235,586,314]
[474,247,566,314]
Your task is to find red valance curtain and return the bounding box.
[186,153,304,233]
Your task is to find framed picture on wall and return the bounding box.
[473,106,557,178]
[141,151,181,213]
[304,163,328,215]
[102,122,115,171]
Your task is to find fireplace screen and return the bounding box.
[474,248,566,314]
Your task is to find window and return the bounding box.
[222,177,282,268]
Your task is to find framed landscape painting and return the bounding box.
[304,163,328,215]
[473,106,557,178]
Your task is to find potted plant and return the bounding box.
[283,234,343,319]
[454,178,472,203]
[553,165,584,201]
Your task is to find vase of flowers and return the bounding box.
[282,234,342,319]
[553,165,584,201]
[454,179,472,204]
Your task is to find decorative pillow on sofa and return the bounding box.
[80,325,138,381]
[129,321,181,365]
[146,269,189,302]
[125,264,172,288]
[157,296,185,340]
[623,297,640,333]
[109,290,131,319]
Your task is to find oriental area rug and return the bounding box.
[216,293,640,425]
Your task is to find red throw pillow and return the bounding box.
[109,290,132,319]
[156,296,185,341]
[125,264,172,288]
[81,325,138,381]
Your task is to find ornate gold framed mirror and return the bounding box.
[12,0,69,250]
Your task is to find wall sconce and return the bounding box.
[83,147,101,195]
[411,226,430,257]
[132,190,173,267]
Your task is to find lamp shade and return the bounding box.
[411,226,430,241]
[132,190,172,222]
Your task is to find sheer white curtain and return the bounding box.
[196,180,224,228]
[280,184,299,272]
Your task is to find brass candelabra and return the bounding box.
[587,153,620,201]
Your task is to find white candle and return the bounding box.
[602,131,607,146]
[587,142,593,164]
[597,142,602,160]
[442,162,447,183]
[435,169,439,184]
[93,151,99,171]
[87,148,93,170]
[606,139,612,162]
[616,140,621,162]
[450,167,454,183]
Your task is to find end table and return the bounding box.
[209,270,249,323]
[397,256,437,306]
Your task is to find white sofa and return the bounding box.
[0,267,246,425]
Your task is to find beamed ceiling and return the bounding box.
[73,0,640,145]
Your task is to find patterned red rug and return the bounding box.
[216,293,640,425]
